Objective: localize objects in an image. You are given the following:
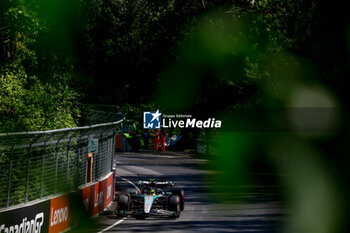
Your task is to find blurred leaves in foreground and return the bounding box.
[152,3,350,233]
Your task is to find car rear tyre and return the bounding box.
[168,195,180,218]
[172,189,185,211]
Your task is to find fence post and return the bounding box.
[93,133,103,182]
[41,142,47,198]
[66,138,71,190]
[100,131,104,178]
[7,161,13,207]
[76,135,81,187]
[54,141,60,194]
[111,128,116,171]
[66,131,77,190]
[25,144,32,203]
[106,133,110,174]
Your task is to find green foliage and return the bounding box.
[252,0,318,52]
[80,0,207,104]
[0,0,80,133]
[0,71,78,132]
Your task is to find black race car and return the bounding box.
[116,179,184,219]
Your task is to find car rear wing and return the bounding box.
[138,180,175,187]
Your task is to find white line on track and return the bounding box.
[97,176,139,233]
[97,217,126,233]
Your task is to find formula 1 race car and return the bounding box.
[116,179,185,219]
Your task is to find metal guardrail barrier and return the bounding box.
[0,119,123,209]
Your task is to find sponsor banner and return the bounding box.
[99,180,106,211]
[0,200,50,233]
[80,171,114,216]
[48,195,69,233]
[80,186,92,213]
[0,171,116,233]
[92,181,104,216]
[104,173,113,209]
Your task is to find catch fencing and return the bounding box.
[0,119,123,209]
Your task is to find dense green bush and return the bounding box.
[0,0,80,133]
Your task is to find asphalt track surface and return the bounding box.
[84,151,286,233]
